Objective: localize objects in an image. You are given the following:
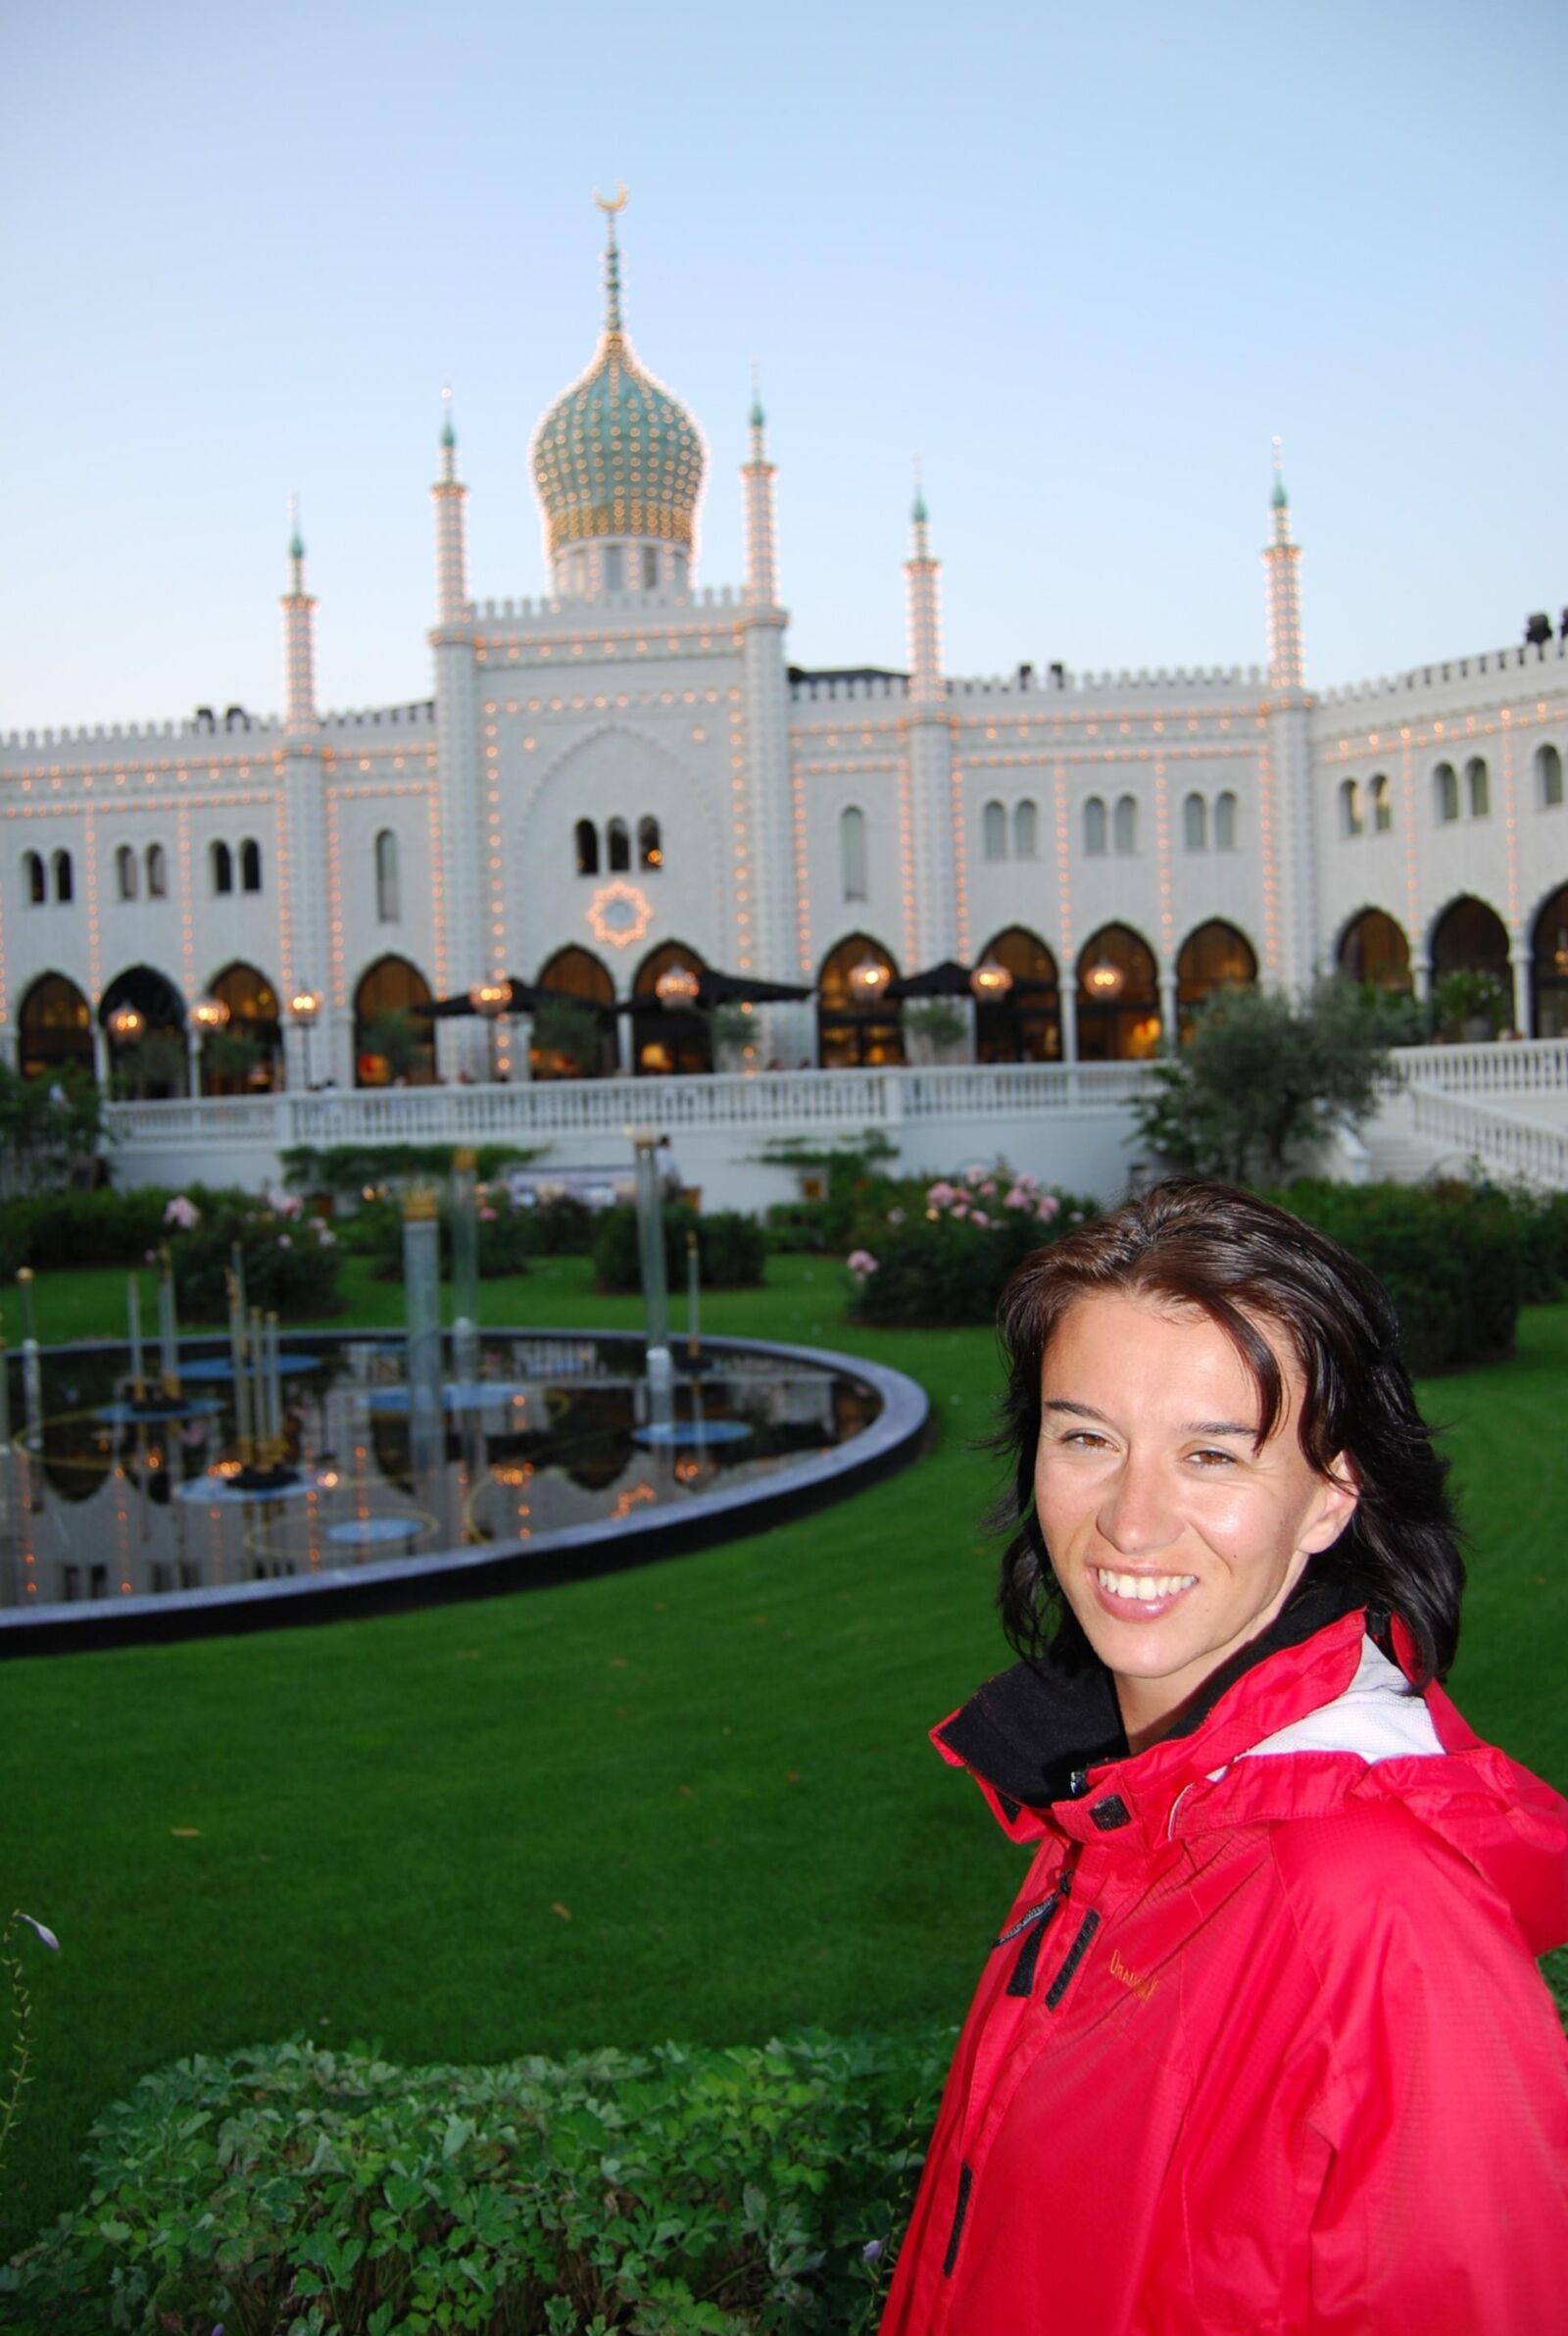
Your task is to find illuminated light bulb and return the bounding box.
[191,995,230,1031]
[970,959,1013,1001]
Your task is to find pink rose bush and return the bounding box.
[848,1160,1096,1327]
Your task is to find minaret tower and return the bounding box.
[428,393,487,1077]
[1260,441,1317,994]
[278,503,333,1083]
[904,476,958,969]
[736,375,804,1043]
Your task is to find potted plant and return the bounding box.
[902,998,968,1066]
[1431,968,1508,1043]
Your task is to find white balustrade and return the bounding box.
[1406,1088,1568,1188]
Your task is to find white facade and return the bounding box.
[4,219,1567,1104]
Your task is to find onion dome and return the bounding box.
[531,197,705,556]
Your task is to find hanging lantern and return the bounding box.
[191,996,231,1032]
[107,1004,146,1042]
[969,958,1014,1001]
[848,956,891,1003]
[654,963,701,1009]
[288,989,322,1025]
[1084,960,1126,1000]
[468,980,512,1018]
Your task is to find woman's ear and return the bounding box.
[1302,1453,1360,1555]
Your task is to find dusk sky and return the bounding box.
[4,0,1564,731]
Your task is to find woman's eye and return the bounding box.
[1189,1448,1235,1468]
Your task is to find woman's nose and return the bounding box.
[1097,1453,1179,1556]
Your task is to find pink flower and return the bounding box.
[1004,1185,1030,1211]
[979,1180,997,1199]
[479,1206,498,1221]
[163,1194,200,1230]
[951,1198,968,1218]
[926,1181,956,1208]
[846,1249,880,1278]
[1037,1194,1061,1222]
[965,1166,987,1188]
[971,1210,991,1227]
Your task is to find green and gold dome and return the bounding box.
[531,198,705,560]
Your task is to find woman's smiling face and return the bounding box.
[1034,1289,1359,1748]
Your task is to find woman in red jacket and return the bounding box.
[881,1180,1568,2336]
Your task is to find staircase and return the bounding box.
[1354,1042,1568,1189]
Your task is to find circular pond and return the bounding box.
[0,1330,927,1653]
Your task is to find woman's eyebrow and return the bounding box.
[1041,1398,1259,1437]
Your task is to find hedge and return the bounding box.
[592,1206,767,1295]
[2,2028,953,2334]
[0,1187,175,1278]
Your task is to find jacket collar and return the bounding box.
[935,1573,1370,1844]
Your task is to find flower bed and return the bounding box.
[846,1166,1097,1327]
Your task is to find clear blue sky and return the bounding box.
[4,0,1563,731]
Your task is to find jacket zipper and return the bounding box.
[993,1841,1082,1999]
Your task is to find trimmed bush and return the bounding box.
[592,1205,766,1294]
[0,1187,174,1278]
[525,1192,598,1256]
[167,1192,345,1323]
[1277,1179,1526,1374]
[4,2028,952,2334]
[846,1168,1098,1328]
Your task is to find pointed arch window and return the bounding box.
[1214,791,1238,851]
[607,818,631,873]
[1466,757,1491,819]
[1183,792,1207,852]
[24,850,45,905]
[841,806,867,902]
[145,842,168,897]
[604,546,624,594]
[374,828,400,923]
[1537,743,1564,809]
[1340,778,1364,838]
[641,546,660,590]
[1083,795,1107,857]
[212,840,233,895]
[1013,799,1038,860]
[638,815,662,870]
[982,800,1007,861]
[574,819,600,876]
[239,838,262,893]
[116,844,139,901]
[1369,773,1393,834]
[1434,763,1459,823]
[1113,794,1138,856]
[52,849,74,904]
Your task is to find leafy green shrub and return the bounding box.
[1276,1179,1526,1374]
[763,1201,838,1255]
[752,1136,901,1252]
[0,1187,174,1277]
[166,1191,345,1324]
[846,1167,1097,1328]
[279,1143,547,1198]
[525,1192,598,1255]
[592,1206,766,1294]
[4,2027,953,2335]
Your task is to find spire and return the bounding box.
[1262,436,1303,692]
[439,382,457,481]
[905,462,942,704]
[1270,435,1291,532]
[431,385,469,626]
[742,364,778,607]
[595,184,627,338]
[281,492,318,732]
[287,490,306,590]
[749,360,766,458]
[910,461,931,558]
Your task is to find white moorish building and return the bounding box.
[3,201,1566,1162]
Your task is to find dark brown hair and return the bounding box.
[994,1179,1464,1681]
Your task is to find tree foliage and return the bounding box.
[0,1065,107,1196]
[1133,979,1422,1185]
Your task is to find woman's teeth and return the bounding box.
[1096,1568,1198,1602]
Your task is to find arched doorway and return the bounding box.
[533,945,617,1080]
[201,962,282,1095]
[19,973,94,1082]
[631,941,711,1075]
[974,926,1060,1062]
[100,966,186,1097]
[1430,896,1510,984]
[1076,925,1160,1061]
[1338,908,1412,993]
[1531,884,1568,1038]
[353,956,436,1087]
[816,935,905,1069]
[1176,920,1257,1035]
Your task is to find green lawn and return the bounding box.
[3,1255,1565,2258]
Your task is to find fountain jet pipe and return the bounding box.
[158,1249,180,1400]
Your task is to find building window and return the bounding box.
[638,814,662,870]
[1214,791,1237,851]
[1466,757,1491,819]
[841,806,867,902]
[604,545,624,593]
[1434,762,1459,823]
[607,818,631,873]
[1083,795,1107,857]
[24,850,44,905]
[52,849,74,904]
[569,549,588,597]
[146,842,168,897]
[1537,743,1564,809]
[574,819,599,876]
[1339,777,1363,838]
[672,551,688,590]
[240,838,262,893]
[1113,794,1138,856]
[116,843,139,900]
[374,828,400,923]
[1013,798,1038,859]
[1183,792,1207,852]
[1370,773,1393,833]
[212,840,233,894]
[982,799,1007,861]
[642,545,660,590]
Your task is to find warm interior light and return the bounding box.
[191,996,230,1031]
[1084,961,1125,999]
[289,989,321,1024]
[107,1004,145,1041]
[848,956,891,1002]
[969,959,1013,1000]
[468,980,512,1017]
[654,964,701,1008]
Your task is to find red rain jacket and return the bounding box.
[880,1595,1568,2335]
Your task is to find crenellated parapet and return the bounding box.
[789,674,909,706]
[1315,637,1568,708]
[1,710,283,752]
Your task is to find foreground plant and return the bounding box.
[0,1912,60,2190]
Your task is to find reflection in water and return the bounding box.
[1,1334,880,1616]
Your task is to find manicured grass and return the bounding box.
[2,1257,1565,2260]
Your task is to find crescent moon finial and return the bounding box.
[594,183,629,216]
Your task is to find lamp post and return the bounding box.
[468,979,511,1081]
[289,988,321,1090]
